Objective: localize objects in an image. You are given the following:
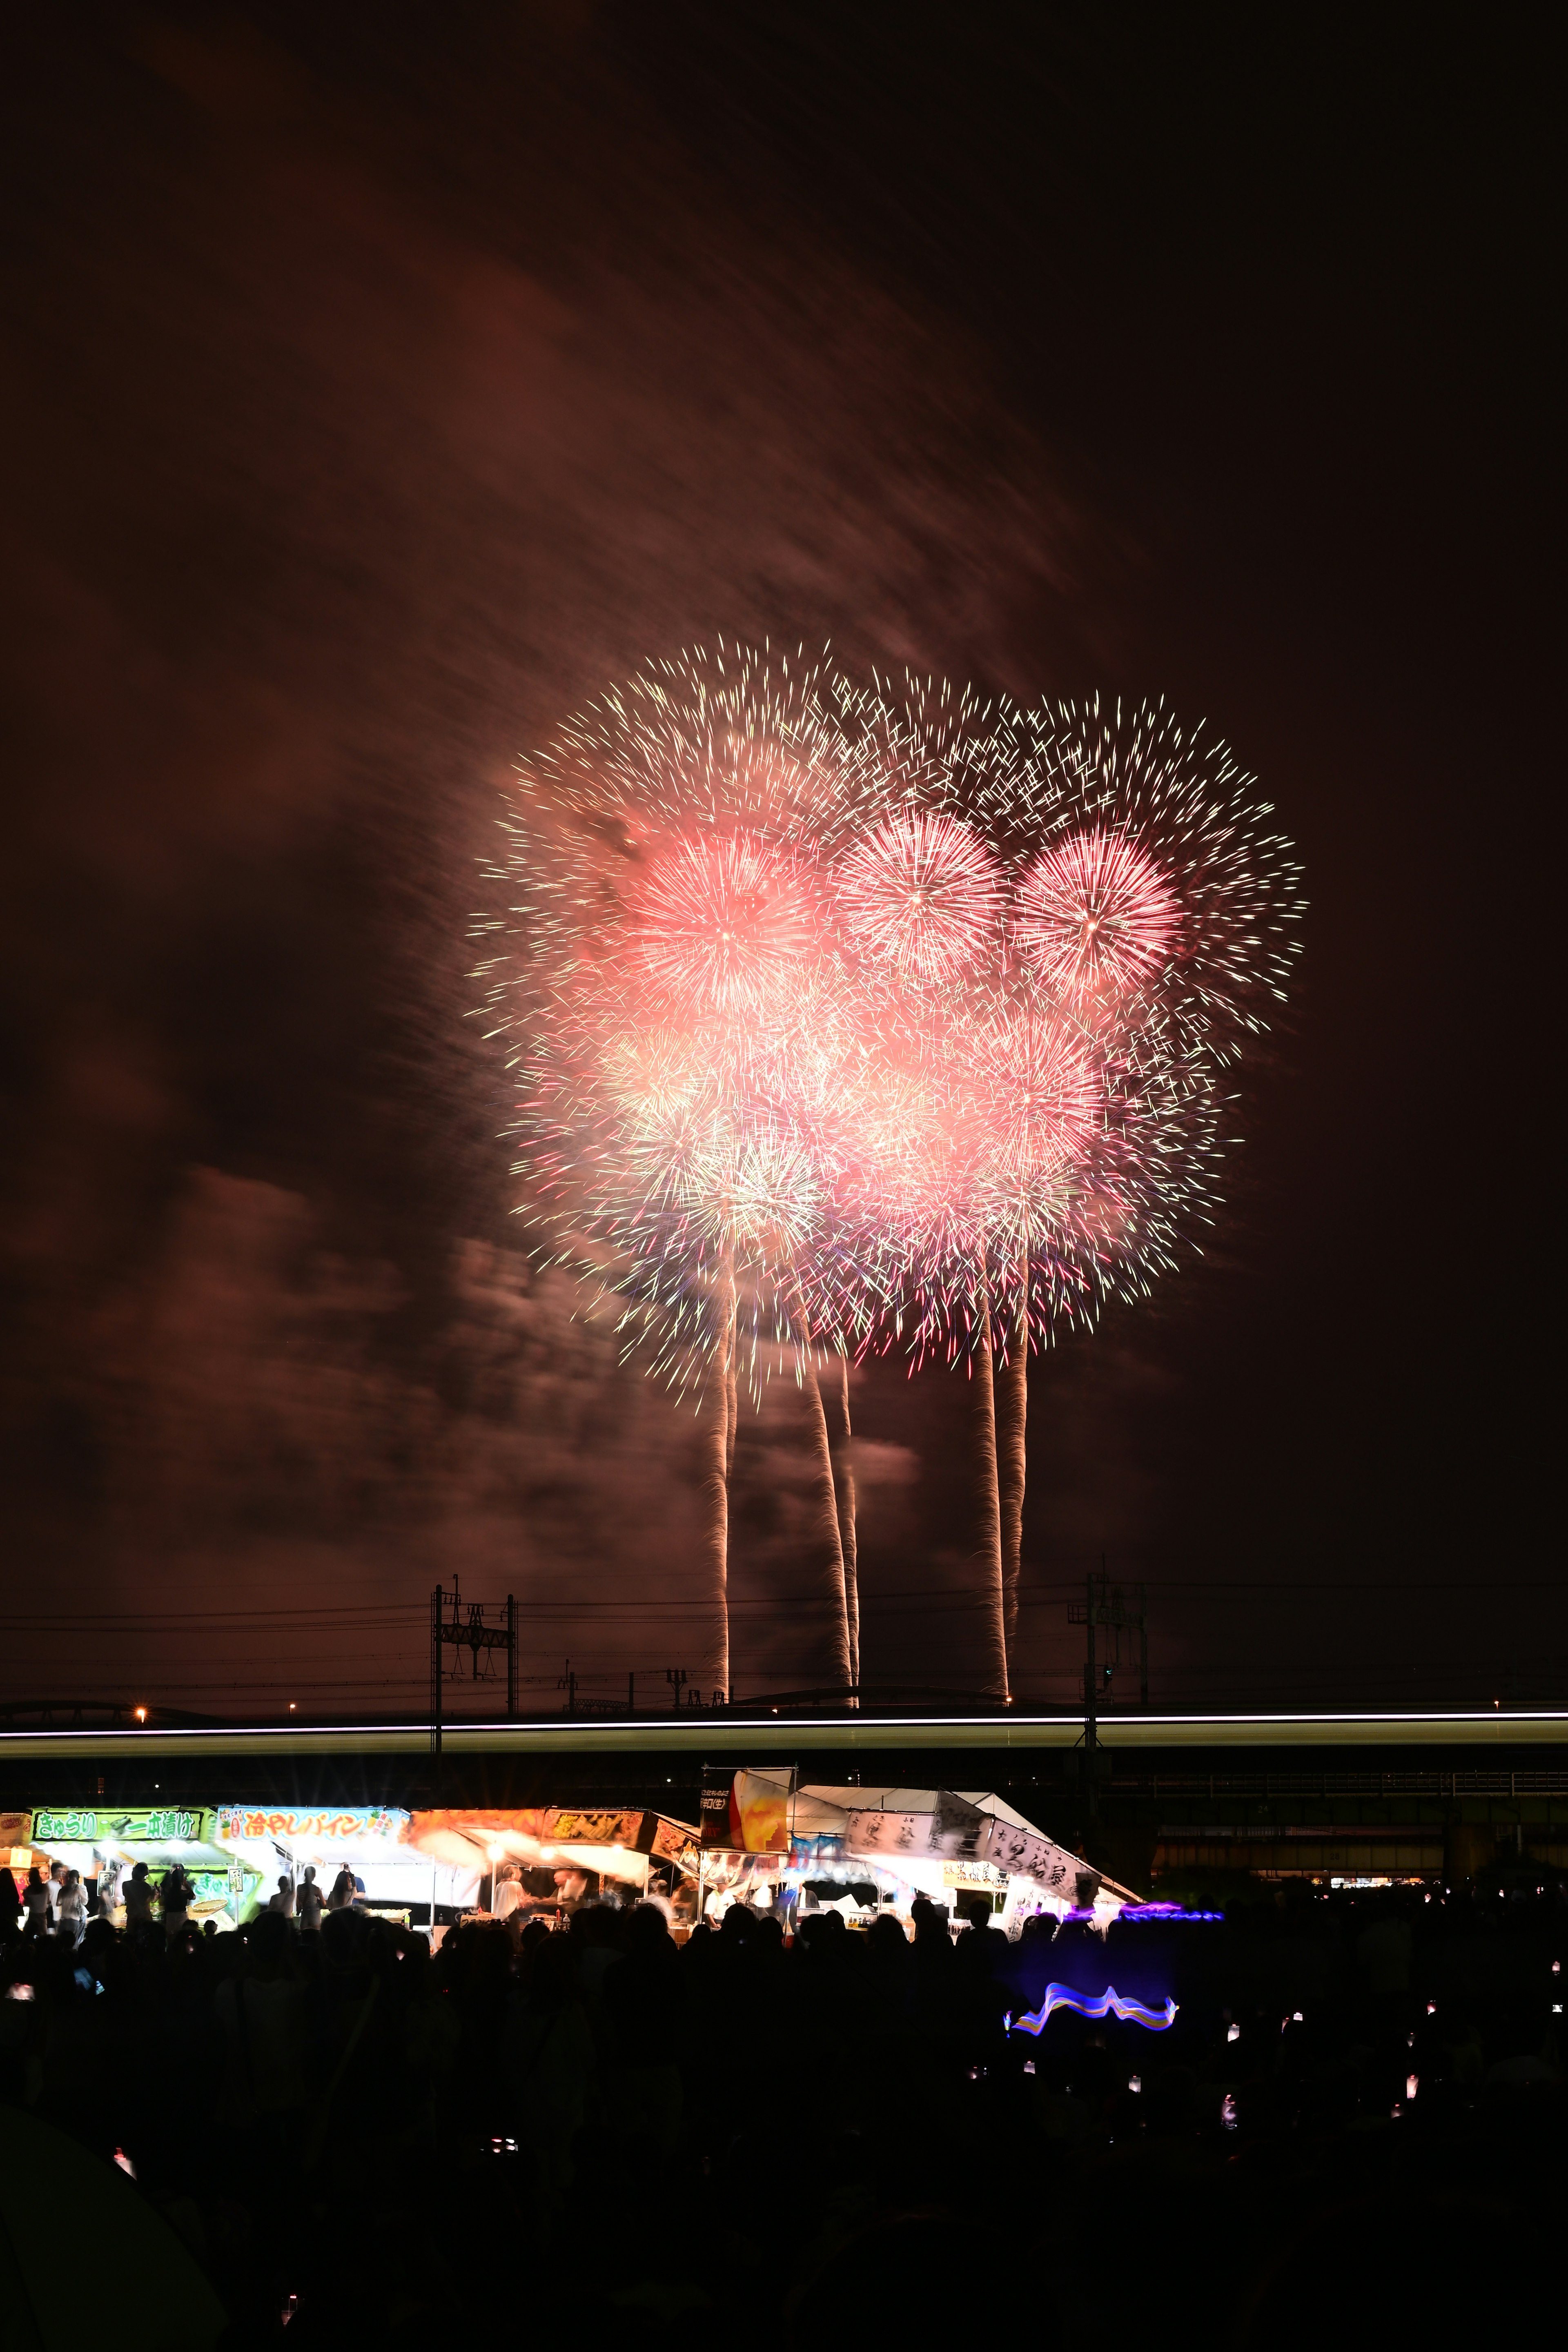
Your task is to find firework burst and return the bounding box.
[474,653,1300,1701]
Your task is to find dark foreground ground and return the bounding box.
[2,1875,1564,2345]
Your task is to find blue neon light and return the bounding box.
[1007,1984,1178,2034]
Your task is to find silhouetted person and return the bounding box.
[0,1864,20,1938]
[122,1861,153,1930]
[296,1865,323,1932]
[22,1867,51,1937]
[55,1869,87,1947]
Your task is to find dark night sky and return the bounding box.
[0,7,1555,1714]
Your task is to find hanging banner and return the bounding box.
[841,1792,989,1863]
[837,1801,1083,1896]
[701,1767,793,1852]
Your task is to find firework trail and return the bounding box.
[474,659,1300,1703]
[825,1358,860,1686]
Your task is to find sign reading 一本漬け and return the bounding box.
[31,1807,209,1846]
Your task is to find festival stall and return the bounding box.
[13,1804,252,1927]
[403,1806,702,1926]
[698,1772,1139,1932]
[212,1804,476,1925]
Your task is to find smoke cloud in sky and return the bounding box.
[5,11,1550,1712]
[0,10,1097,1709]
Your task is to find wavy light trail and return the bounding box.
[1008,1984,1180,2034]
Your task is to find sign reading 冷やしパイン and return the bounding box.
[214,1807,408,1844]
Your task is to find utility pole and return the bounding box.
[431,1582,520,1771]
[1069,1567,1151,1819]
[666,1668,688,1713]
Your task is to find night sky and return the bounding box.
[1,8,1554,1715]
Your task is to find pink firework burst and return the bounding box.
[1015,826,1178,1000]
[974,1009,1101,1185]
[621,831,817,1022]
[833,807,1003,984]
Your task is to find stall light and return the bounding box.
[1227,2022,1241,2043]
[113,2147,136,2178]
[1426,2000,1437,2015]
[1406,2074,1418,2100]
[134,1707,147,1724]
[1221,2094,1238,2130]
[1128,2074,1142,2094]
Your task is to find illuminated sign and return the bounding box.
[214,1807,408,1845]
[32,1808,207,1846]
[1008,1984,1178,2034]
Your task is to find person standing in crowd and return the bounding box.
[159,1865,193,1937]
[296,1865,323,1932]
[55,1869,87,1947]
[122,1862,154,1930]
[492,1864,526,1922]
[326,1865,356,1915]
[96,1860,122,1922]
[21,1867,51,1937]
[47,1860,66,1928]
[267,1873,296,1918]
[0,1864,20,1938]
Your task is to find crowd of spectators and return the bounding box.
[1,1870,1564,2343]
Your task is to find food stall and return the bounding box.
[697,1774,1138,1932]
[404,1806,702,1930]
[213,1804,477,1926]
[16,1804,253,1927]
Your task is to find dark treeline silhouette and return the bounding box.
[1,1876,1564,2342]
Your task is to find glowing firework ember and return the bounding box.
[1015,826,1178,1000]
[623,831,817,1021]
[474,653,1301,1703]
[834,806,1003,984]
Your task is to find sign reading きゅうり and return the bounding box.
[31,1808,210,1846]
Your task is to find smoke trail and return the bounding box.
[829,1357,860,1688]
[971,1284,1009,1701]
[996,1257,1028,1672]
[704,1257,737,1695]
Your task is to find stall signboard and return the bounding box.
[943,1859,1008,1892]
[31,1806,214,1846]
[975,1820,1081,1895]
[214,1806,408,1846]
[550,1809,662,1851]
[841,1797,990,1864]
[649,1817,699,1866]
